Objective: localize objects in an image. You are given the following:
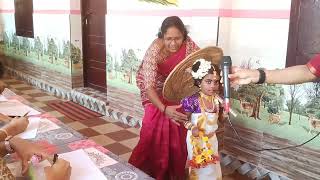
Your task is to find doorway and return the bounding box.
[81,0,107,92]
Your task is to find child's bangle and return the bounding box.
[183,121,193,130]
[190,125,197,131]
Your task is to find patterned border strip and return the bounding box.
[71,89,142,128]
[6,67,143,128]
[220,152,291,180]
[6,67,72,100]
[69,89,107,115]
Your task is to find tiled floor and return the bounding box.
[2,77,140,162]
[2,77,249,180]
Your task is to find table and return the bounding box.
[1,92,153,180]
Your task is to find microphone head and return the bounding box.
[222,56,232,67]
[221,56,232,101]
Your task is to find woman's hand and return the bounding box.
[228,66,260,86]
[9,137,48,174]
[220,66,260,87]
[45,159,72,180]
[164,104,188,125]
[2,117,29,136]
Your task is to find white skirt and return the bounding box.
[186,113,222,180]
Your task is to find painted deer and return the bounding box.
[308,115,320,134]
[238,95,254,116]
[122,73,130,83]
[268,114,281,124]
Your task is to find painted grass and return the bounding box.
[231,99,320,149]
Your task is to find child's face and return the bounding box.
[200,74,220,96]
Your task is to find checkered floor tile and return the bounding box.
[2,76,247,179]
[2,77,140,162]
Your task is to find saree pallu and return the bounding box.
[136,37,199,106]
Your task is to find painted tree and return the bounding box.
[47,38,53,63]
[70,43,81,64]
[266,86,285,117]
[294,100,305,116]
[34,36,43,60]
[61,41,71,67]
[120,49,140,84]
[106,52,114,79]
[267,101,280,115]
[21,38,31,56]
[44,38,50,56]
[305,98,320,117]
[114,59,121,79]
[287,85,303,125]
[240,58,261,70]
[62,41,71,60]
[106,52,113,72]
[304,82,320,117]
[11,34,19,52]
[262,95,272,108]
[120,49,130,83]
[3,32,10,48]
[315,111,320,119]
[287,99,304,120]
[236,58,279,119]
[237,84,284,120]
[47,38,58,63]
[305,82,320,99]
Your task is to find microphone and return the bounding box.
[221,56,232,113]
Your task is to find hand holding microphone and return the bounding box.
[220,56,237,117]
[221,56,231,113]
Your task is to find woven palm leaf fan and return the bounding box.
[163,46,223,102]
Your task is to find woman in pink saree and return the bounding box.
[129,16,199,179]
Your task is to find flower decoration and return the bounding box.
[191,59,212,79]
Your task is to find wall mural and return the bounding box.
[0,0,83,88]
[106,0,220,94]
[230,59,320,149]
[0,31,82,75]
[106,48,141,93]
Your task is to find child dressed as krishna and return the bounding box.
[181,59,223,180]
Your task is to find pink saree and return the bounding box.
[129,37,199,180]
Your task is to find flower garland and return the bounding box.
[189,131,220,168]
[188,94,220,169]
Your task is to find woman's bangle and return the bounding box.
[256,68,266,84]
